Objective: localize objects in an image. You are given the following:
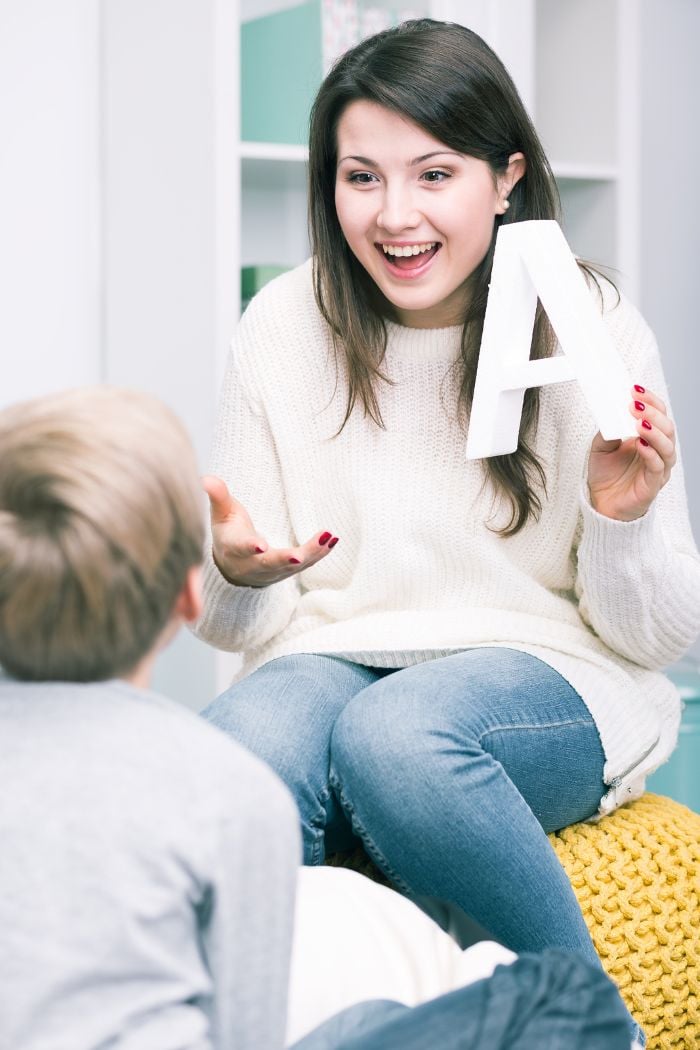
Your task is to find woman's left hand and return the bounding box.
[587,385,677,521]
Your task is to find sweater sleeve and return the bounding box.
[204,748,301,1050]
[574,317,700,670]
[192,309,300,653]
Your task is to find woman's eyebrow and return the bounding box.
[337,150,463,168]
[409,151,463,165]
[337,155,377,167]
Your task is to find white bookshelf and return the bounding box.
[238,141,308,161]
[237,0,641,301]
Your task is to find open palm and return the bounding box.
[203,475,338,587]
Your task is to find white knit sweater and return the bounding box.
[194,259,700,813]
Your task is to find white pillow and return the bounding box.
[286,866,516,1046]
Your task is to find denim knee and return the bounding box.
[330,684,401,786]
[331,670,482,788]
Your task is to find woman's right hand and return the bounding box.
[203,475,339,588]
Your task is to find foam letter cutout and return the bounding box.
[465,220,637,459]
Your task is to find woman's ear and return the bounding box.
[495,151,526,214]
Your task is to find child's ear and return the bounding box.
[173,565,203,623]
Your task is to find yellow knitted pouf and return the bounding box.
[548,793,700,1049]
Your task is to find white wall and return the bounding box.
[102,0,219,466]
[0,0,101,407]
[639,0,700,660]
[102,0,240,706]
[0,0,225,708]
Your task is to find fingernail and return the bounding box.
[254,546,265,554]
[327,537,339,549]
[640,437,650,447]
[634,401,645,412]
[319,532,332,545]
[634,384,645,394]
[642,419,652,430]
[289,557,301,564]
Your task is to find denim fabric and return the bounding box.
[202,648,643,1044]
[290,1000,406,1050]
[202,655,381,861]
[328,648,607,956]
[289,952,631,1050]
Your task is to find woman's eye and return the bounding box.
[422,170,450,183]
[348,172,378,185]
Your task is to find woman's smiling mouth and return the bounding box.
[375,242,441,277]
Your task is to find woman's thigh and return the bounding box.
[329,648,608,956]
[201,653,381,861]
[332,647,606,833]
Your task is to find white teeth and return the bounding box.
[382,242,435,257]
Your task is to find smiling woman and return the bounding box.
[193,19,700,1048]
[334,100,524,327]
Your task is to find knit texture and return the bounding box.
[331,794,699,1047]
[194,258,700,809]
[550,794,700,1048]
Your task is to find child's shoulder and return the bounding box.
[0,677,291,816]
[115,682,292,801]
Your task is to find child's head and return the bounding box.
[0,386,204,682]
[309,18,558,320]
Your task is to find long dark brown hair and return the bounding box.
[308,19,563,535]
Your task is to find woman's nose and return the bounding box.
[377,186,420,233]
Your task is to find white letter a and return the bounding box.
[466,220,636,460]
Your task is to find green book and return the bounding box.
[241,265,290,309]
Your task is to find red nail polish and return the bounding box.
[634,401,645,412]
[319,532,332,545]
[640,437,650,447]
[254,546,265,554]
[642,419,652,430]
[289,557,301,564]
[634,384,645,394]
[327,537,339,549]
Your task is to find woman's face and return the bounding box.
[334,100,523,328]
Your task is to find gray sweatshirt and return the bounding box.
[0,676,301,1050]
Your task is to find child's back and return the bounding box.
[0,676,299,1050]
[0,388,300,1050]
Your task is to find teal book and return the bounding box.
[647,667,700,813]
[241,1,323,146]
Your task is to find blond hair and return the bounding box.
[0,386,204,681]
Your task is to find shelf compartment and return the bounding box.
[535,0,617,171]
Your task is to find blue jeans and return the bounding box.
[202,649,642,1042]
[289,951,630,1049]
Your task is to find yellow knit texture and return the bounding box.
[548,794,700,1048]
